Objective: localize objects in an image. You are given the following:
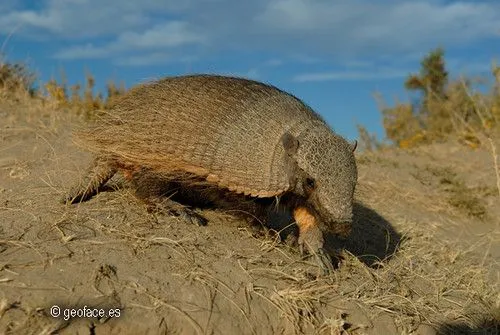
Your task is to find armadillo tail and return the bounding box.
[62,156,117,204]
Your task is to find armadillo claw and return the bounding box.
[178,210,208,226]
[157,207,208,226]
[61,186,90,204]
[299,242,305,257]
[298,242,334,275]
[146,197,208,226]
[315,248,335,275]
[60,194,73,205]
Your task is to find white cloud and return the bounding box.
[446,58,495,76]
[115,52,197,67]
[0,10,62,33]
[1,0,499,66]
[341,60,375,69]
[293,69,409,82]
[254,0,500,55]
[114,53,172,66]
[293,57,498,83]
[55,43,111,59]
[263,59,283,67]
[54,21,204,60]
[115,22,204,49]
[0,0,191,38]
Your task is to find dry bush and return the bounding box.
[0,56,37,101]
[44,71,126,118]
[376,98,427,149]
[0,55,126,119]
[370,48,499,151]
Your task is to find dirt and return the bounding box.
[0,100,499,334]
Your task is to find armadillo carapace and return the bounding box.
[63,74,358,273]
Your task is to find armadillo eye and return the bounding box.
[305,177,315,190]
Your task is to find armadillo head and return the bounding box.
[282,126,358,237]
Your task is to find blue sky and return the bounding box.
[1,0,500,141]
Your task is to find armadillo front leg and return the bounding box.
[62,156,117,204]
[294,207,334,274]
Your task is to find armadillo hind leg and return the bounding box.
[131,170,208,226]
[62,156,117,204]
[294,207,335,274]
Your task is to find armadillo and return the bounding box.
[63,74,358,273]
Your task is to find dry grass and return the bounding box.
[1,103,499,334]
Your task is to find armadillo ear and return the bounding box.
[282,132,299,155]
[351,140,358,152]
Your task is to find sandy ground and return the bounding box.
[0,100,499,334]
